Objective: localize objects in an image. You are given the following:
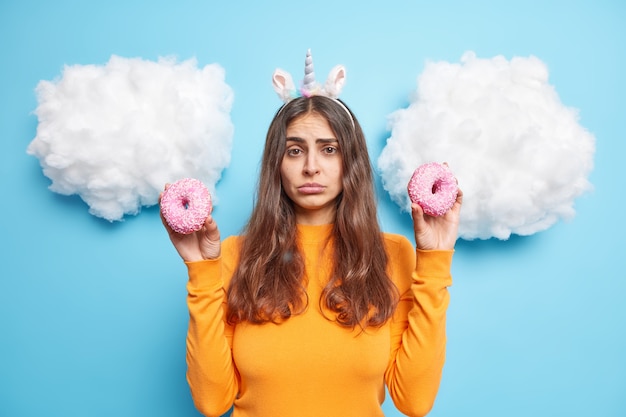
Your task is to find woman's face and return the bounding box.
[280,112,343,225]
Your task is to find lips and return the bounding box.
[298,183,325,194]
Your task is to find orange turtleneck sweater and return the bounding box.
[184,224,453,417]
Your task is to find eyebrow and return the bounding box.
[285,137,338,144]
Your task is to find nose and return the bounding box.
[303,153,320,176]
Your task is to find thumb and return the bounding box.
[203,215,220,242]
[411,203,426,228]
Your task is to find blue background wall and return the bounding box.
[1,1,624,416]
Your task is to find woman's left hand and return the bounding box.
[411,188,463,251]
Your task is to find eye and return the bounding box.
[323,146,338,155]
[286,148,303,157]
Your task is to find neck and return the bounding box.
[294,205,336,225]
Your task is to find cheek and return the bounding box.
[280,161,294,186]
[331,161,344,181]
[329,164,344,192]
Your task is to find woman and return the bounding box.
[162,94,462,417]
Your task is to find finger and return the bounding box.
[158,183,170,203]
[455,188,464,206]
[203,215,221,241]
[410,203,426,228]
[410,202,421,215]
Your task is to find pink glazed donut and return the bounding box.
[408,162,458,217]
[160,178,212,234]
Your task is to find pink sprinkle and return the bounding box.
[408,162,458,216]
[160,178,212,234]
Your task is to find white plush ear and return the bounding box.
[272,68,296,102]
[323,65,346,98]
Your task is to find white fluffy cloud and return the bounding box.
[27,55,234,221]
[378,52,595,240]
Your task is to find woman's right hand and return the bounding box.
[160,189,221,262]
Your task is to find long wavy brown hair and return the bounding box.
[226,96,398,329]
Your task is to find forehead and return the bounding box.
[286,112,334,137]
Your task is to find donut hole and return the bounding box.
[181,198,190,210]
[432,180,442,195]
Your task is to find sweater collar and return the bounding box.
[296,223,333,244]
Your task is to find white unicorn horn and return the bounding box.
[302,49,316,93]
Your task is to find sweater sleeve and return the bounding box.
[184,237,240,417]
[384,239,453,417]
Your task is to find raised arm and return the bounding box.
[385,188,462,416]
[160,189,238,416]
[385,245,453,417]
[185,253,239,416]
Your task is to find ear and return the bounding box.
[272,68,296,102]
[323,65,346,98]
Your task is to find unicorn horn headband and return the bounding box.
[272,49,347,103]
